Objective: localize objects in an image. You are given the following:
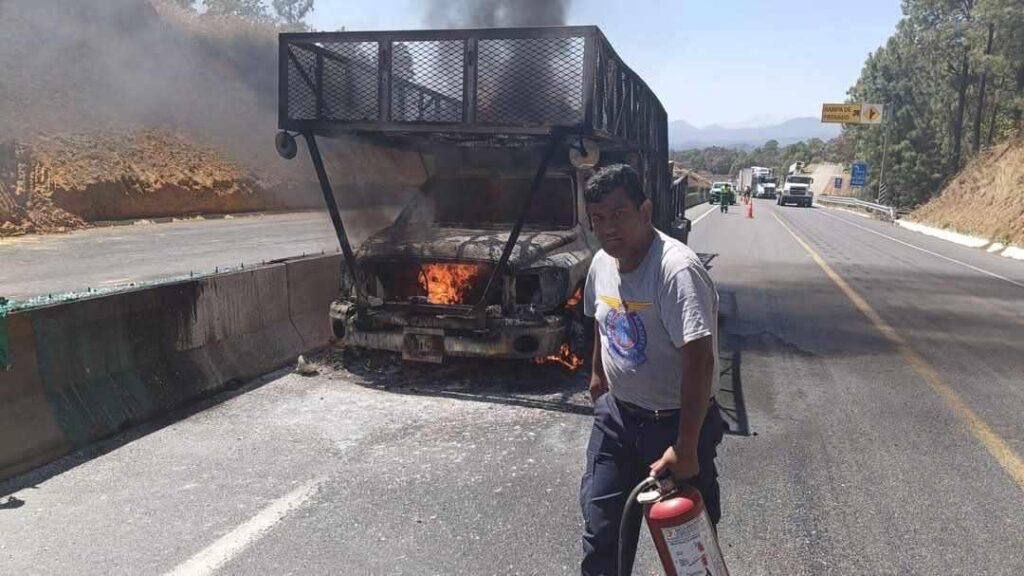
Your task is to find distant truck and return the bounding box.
[778,174,814,207]
[737,168,756,195]
[276,26,680,363]
[738,166,777,199]
[755,175,778,199]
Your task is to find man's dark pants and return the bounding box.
[579,393,725,576]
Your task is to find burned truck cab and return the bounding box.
[277,26,677,363]
[335,146,598,362]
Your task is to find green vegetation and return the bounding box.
[676,0,1022,210]
[173,0,315,29]
[846,0,1024,208]
[671,135,855,176]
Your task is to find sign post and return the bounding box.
[823,102,889,204]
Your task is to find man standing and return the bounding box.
[579,164,724,575]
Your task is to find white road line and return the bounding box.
[690,204,717,225]
[165,477,327,576]
[814,208,1024,291]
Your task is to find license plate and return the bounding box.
[402,329,445,364]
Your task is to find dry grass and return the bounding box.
[672,166,713,189]
[912,138,1024,246]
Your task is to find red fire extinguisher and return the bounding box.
[644,483,729,575]
[619,475,730,576]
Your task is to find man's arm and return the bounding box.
[650,335,715,479]
[589,321,609,402]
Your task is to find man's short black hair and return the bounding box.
[584,164,646,208]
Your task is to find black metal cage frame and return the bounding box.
[277,26,673,319]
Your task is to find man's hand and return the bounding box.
[589,375,609,402]
[650,445,699,481]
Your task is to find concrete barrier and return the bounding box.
[0,254,341,481]
[685,191,708,209]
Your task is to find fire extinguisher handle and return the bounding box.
[650,467,676,495]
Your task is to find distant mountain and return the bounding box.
[669,117,841,150]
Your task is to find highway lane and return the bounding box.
[0,209,396,301]
[694,201,1024,574]
[2,199,1022,575]
[1,203,718,302]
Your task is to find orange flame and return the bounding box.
[418,263,483,305]
[566,286,583,309]
[534,343,585,371]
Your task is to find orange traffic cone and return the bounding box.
[746,200,754,219]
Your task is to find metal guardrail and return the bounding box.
[815,195,896,220]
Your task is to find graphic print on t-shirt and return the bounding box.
[599,295,651,367]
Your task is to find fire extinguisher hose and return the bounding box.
[617,476,657,576]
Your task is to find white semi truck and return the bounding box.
[778,174,814,207]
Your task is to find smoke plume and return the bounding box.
[426,0,572,28]
[0,0,281,174]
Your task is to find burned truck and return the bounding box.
[276,26,687,363]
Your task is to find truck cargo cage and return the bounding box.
[277,26,675,317]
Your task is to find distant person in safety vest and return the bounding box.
[720,184,731,213]
[580,164,725,575]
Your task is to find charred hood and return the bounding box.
[358,225,578,268]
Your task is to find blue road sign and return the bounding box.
[851,162,869,187]
[834,176,843,190]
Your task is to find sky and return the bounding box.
[307,0,904,127]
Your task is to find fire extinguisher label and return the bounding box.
[661,513,727,576]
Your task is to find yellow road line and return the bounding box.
[772,210,1024,491]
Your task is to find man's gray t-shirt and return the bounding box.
[584,230,719,411]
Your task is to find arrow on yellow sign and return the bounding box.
[862,103,884,124]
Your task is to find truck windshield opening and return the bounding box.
[426,176,575,229]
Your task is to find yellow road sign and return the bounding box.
[821,103,885,124]
[862,103,884,124]
[821,103,862,124]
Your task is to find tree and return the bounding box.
[272,0,314,28]
[171,0,197,10]
[203,0,273,23]
[842,0,1024,208]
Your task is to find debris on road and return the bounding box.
[295,354,319,376]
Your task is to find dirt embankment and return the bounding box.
[0,130,328,236]
[671,165,713,190]
[911,138,1024,246]
[0,0,325,237]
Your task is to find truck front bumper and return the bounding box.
[330,301,567,362]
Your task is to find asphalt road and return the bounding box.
[3,200,1023,575]
[0,209,399,301]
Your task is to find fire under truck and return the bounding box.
[275,26,695,364]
